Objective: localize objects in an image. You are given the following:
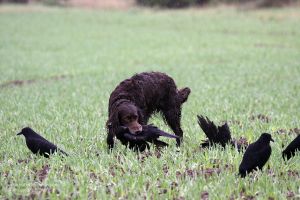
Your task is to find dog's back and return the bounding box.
[108,72,177,114]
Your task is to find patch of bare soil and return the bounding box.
[175,166,228,179]
[238,187,256,200]
[250,114,271,123]
[17,158,31,164]
[89,172,104,182]
[231,137,249,150]
[286,170,300,178]
[37,165,50,182]
[230,187,260,200]
[13,185,60,199]
[221,119,242,126]
[105,183,114,195]
[138,150,162,163]
[30,185,60,199]
[174,197,185,200]
[286,190,295,199]
[201,191,209,200]
[68,0,134,9]
[170,181,178,190]
[32,164,50,182]
[275,128,300,135]
[0,74,69,89]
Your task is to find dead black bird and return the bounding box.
[116,126,150,152]
[17,127,68,158]
[282,134,300,161]
[197,115,232,148]
[239,133,274,178]
[116,124,179,152]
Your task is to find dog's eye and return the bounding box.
[123,115,138,123]
[132,115,138,120]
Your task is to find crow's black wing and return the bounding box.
[282,135,300,160]
[255,145,272,169]
[115,125,176,151]
[197,115,219,143]
[239,143,257,176]
[29,130,50,141]
[115,126,150,152]
[218,123,232,146]
[239,142,272,177]
[116,127,150,146]
[115,126,131,145]
[122,132,148,142]
[26,137,57,157]
[242,144,271,171]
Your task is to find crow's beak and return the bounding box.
[17,132,22,135]
[271,138,274,142]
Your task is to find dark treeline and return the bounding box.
[136,0,296,8]
[0,0,297,8]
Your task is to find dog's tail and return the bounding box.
[178,87,191,103]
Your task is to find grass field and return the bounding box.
[1,4,300,199]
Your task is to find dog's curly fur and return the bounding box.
[106,72,191,149]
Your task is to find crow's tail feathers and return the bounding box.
[157,130,179,139]
[146,124,179,139]
[197,115,218,141]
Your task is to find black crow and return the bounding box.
[282,134,300,161]
[239,133,274,178]
[116,124,179,152]
[197,115,231,148]
[17,127,68,158]
[197,115,248,151]
[116,126,150,152]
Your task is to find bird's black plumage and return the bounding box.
[17,127,68,158]
[282,134,300,161]
[239,133,274,178]
[197,115,232,148]
[116,124,179,152]
[197,115,248,151]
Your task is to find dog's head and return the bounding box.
[118,103,142,133]
[108,102,142,134]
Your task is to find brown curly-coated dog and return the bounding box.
[106,72,191,149]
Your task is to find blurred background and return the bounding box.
[1,0,300,199]
[0,0,298,8]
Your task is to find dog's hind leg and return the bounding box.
[162,108,183,146]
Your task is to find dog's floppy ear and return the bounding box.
[137,108,144,124]
[178,87,191,103]
[106,110,120,134]
[106,107,122,149]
